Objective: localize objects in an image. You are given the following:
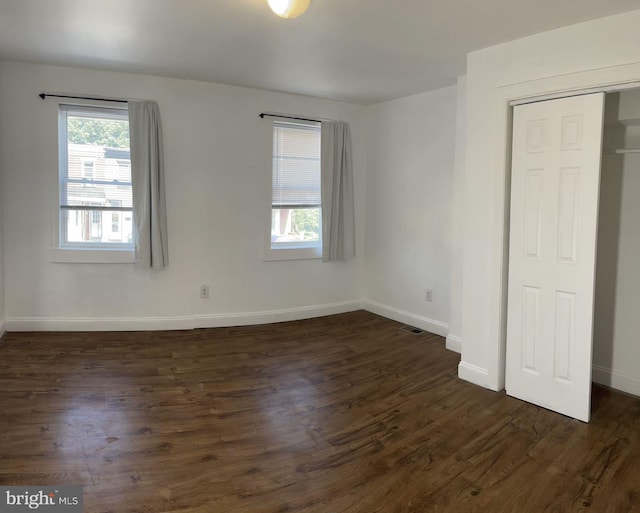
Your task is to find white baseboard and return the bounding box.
[592,364,640,397]
[361,300,448,337]
[7,315,195,332]
[5,300,362,332]
[446,334,462,353]
[458,360,489,388]
[191,301,361,329]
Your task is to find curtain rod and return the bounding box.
[39,93,128,104]
[259,112,323,123]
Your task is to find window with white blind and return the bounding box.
[267,120,322,259]
[58,105,134,251]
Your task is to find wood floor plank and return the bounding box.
[1,310,639,513]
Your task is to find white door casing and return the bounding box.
[505,93,605,422]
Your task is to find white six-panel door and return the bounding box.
[506,93,605,422]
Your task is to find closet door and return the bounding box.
[506,93,605,422]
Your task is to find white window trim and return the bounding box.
[263,244,322,261]
[263,117,322,262]
[54,99,135,262]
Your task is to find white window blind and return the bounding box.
[272,121,321,208]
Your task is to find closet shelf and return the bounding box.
[603,147,640,154]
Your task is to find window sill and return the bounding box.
[50,248,134,264]
[263,245,322,261]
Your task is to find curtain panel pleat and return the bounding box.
[321,121,356,262]
[129,101,169,269]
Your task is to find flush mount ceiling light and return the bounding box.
[267,0,311,19]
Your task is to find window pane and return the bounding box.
[271,207,320,244]
[60,106,133,248]
[270,121,322,250]
[64,209,133,245]
[67,115,130,148]
[65,182,132,208]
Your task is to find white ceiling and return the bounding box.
[0,0,638,104]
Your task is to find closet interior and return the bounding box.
[594,90,640,397]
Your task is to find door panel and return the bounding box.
[506,93,605,422]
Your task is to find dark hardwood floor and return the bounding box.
[0,310,639,513]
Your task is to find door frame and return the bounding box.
[480,63,640,392]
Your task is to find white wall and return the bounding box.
[363,85,457,336]
[446,76,466,352]
[460,8,640,389]
[0,174,4,336]
[0,61,366,330]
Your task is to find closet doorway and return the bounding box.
[505,89,640,422]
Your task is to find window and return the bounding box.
[111,213,120,233]
[267,120,322,259]
[82,159,95,179]
[58,105,133,250]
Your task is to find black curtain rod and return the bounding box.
[39,93,128,104]
[259,113,321,123]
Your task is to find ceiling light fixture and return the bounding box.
[267,0,311,19]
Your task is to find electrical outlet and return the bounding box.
[425,288,433,302]
[200,285,210,299]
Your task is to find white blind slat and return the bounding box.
[272,122,321,207]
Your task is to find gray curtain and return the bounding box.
[321,121,355,262]
[129,101,169,269]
